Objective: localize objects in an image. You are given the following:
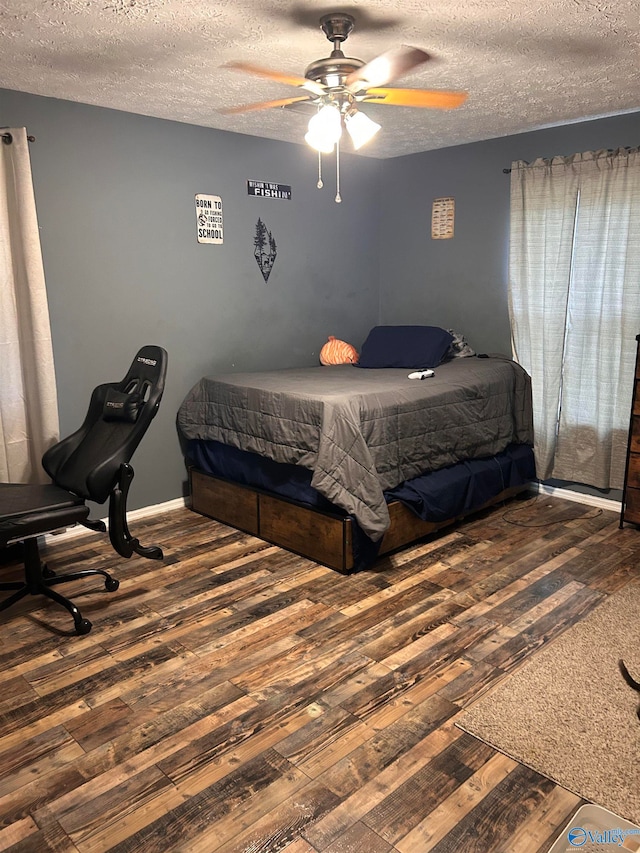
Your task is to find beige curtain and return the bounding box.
[509,148,640,490]
[0,128,59,483]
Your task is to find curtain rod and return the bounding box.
[2,132,36,145]
[503,146,638,173]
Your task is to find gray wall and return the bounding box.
[3,86,640,509]
[0,89,382,510]
[379,111,640,355]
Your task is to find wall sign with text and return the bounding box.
[195,194,223,244]
[247,179,292,200]
[431,197,455,239]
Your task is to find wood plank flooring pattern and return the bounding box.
[0,495,638,853]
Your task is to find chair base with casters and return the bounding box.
[0,345,167,635]
[0,538,119,637]
[0,466,163,635]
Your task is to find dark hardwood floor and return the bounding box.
[0,493,638,853]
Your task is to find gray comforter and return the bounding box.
[177,356,533,541]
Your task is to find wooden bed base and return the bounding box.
[189,467,529,573]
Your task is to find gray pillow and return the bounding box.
[446,329,476,359]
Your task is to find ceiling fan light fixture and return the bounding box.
[305,130,335,154]
[305,104,342,153]
[345,109,381,149]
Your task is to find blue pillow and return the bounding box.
[357,325,454,369]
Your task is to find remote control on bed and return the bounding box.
[408,370,435,380]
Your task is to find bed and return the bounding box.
[177,332,535,572]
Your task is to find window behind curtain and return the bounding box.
[509,149,640,491]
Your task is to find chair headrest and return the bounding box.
[120,345,167,396]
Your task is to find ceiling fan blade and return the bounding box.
[223,61,326,96]
[364,87,467,109]
[345,46,431,92]
[219,95,314,115]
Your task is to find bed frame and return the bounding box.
[189,467,529,573]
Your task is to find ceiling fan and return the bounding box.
[221,12,466,201]
[221,12,467,143]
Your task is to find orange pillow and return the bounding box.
[319,336,359,365]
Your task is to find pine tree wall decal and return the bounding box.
[253,218,277,282]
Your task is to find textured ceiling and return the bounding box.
[1,0,639,158]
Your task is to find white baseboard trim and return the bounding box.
[45,495,190,545]
[126,496,190,520]
[533,482,621,514]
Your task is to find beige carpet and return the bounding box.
[458,582,640,826]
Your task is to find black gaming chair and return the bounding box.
[0,345,168,635]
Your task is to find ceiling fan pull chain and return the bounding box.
[317,151,324,189]
[335,139,342,203]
